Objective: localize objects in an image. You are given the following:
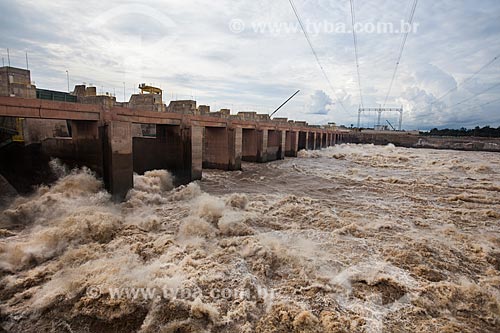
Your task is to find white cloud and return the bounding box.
[307,90,334,115]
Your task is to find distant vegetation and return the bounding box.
[421,126,500,138]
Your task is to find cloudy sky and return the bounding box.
[1,0,499,129]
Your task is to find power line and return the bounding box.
[406,51,500,108]
[413,91,500,122]
[456,96,500,114]
[287,0,348,113]
[349,0,364,107]
[423,52,500,109]
[445,82,500,110]
[383,0,419,106]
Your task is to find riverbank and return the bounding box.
[344,131,500,152]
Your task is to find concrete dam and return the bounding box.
[0,67,345,201]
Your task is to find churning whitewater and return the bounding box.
[0,144,499,332]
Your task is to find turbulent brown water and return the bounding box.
[0,144,499,332]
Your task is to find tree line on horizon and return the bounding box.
[421,126,500,137]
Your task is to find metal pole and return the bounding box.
[7,48,11,67]
[25,52,29,70]
[357,107,361,128]
[270,90,300,118]
[399,109,403,131]
[123,82,126,101]
[66,70,71,92]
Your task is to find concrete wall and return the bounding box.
[285,131,299,157]
[267,130,282,161]
[202,127,242,170]
[168,100,197,114]
[242,129,258,162]
[23,119,70,144]
[0,67,36,98]
[298,131,307,150]
[129,94,165,112]
[203,127,227,169]
[41,120,102,174]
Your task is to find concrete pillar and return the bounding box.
[313,132,319,150]
[190,126,203,181]
[102,121,133,202]
[231,127,242,169]
[285,131,299,157]
[176,125,203,184]
[257,129,268,162]
[203,126,242,171]
[280,130,286,159]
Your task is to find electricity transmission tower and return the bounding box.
[357,106,404,131]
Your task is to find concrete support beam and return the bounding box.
[285,131,299,157]
[102,121,133,202]
[280,130,286,159]
[203,127,242,171]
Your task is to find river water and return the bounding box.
[0,144,499,332]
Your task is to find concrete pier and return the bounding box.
[103,121,133,201]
